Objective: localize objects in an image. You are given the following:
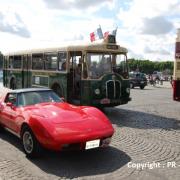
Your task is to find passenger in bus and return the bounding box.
[75,63,81,91]
[61,61,66,70]
[103,57,111,72]
[90,61,98,78]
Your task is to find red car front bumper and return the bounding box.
[38,127,114,151]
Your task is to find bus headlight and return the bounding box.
[126,88,130,94]
[95,88,100,95]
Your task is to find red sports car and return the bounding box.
[0,88,114,157]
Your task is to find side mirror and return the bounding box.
[7,102,12,106]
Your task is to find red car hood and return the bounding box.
[24,102,114,144]
[26,102,108,126]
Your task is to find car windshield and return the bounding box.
[18,90,62,107]
[129,72,146,79]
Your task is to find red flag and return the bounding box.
[90,32,95,42]
[104,31,109,39]
[104,28,117,39]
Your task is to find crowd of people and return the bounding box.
[147,74,173,87]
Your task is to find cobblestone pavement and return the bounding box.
[0,83,180,180]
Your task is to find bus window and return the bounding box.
[22,55,31,69]
[45,53,58,70]
[4,56,8,69]
[58,52,67,71]
[23,55,27,69]
[115,54,127,71]
[113,54,128,78]
[9,56,13,68]
[69,52,82,82]
[13,55,22,69]
[32,54,44,70]
[87,53,112,79]
[82,61,88,79]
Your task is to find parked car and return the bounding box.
[0,88,114,158]
[129,72,147,89]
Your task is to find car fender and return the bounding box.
[81,106,114,130]
[20,113,55,146]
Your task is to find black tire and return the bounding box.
[130,83,134,89]
[21,127,42,158]
[140,85,145,89]
[0,124,4,132]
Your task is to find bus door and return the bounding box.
[174,59,180,101]
[22,55,31,88]
[68,52,82,103]
[3,56,8,87]
[174,30,180,101]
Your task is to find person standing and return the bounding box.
[170,75,173,87]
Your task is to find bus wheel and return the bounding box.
[0,124,4,132]
[51,83,63,97]
[10,78,16,89]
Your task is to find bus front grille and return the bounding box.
[106,80,121,99]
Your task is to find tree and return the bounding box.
[128,59,174,75]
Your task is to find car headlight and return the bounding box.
[94,88,100,95]
[126,88,130,94]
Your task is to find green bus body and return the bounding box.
[3,36,131,107]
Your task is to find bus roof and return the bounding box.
[4,41,128,56]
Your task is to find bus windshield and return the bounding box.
[87,53,112,79]
[113,54,128,75]
[87,53,127,79]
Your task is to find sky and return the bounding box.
[0,0,180,61]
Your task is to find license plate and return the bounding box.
[140,81,144,84]
[85,139,100,150]
[100,98,110,104]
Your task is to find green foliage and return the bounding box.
[128,58,174,74]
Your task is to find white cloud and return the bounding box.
[144,46,170,55]
[0,0,179,61]
[141,16,173,35]
[0,11,30,38]
[116,0,180,60]
[43,0,113,10]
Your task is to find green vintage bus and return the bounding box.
[3,35,131,107]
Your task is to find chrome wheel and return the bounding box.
[23,131,34,154]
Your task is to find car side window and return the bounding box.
[17,93,24,107]
[5,93,17,106]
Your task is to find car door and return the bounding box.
[0,93,18,132]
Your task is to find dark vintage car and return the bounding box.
[129,72,147,89]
